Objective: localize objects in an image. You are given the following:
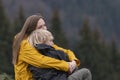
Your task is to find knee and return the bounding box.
[80,68,91,74]
[83,68,91,72]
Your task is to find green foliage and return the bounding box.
[12,5,25,35]
[0,73,14,80]
[0,0,13,74]
[77,17,93,68]
[76,17,120,80]
[0,1,25,76]
[0,0,120,80]
[50,9,68,48]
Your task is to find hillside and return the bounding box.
[2,0,120,46]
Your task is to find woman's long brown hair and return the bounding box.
[12,14,42,64]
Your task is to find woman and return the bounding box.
[12,14,92,80]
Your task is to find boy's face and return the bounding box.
[45,36,54,46]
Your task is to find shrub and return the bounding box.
[0,73,14,80]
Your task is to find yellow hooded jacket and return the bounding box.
[14,38,80,80]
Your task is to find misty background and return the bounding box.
[0,0,120,80]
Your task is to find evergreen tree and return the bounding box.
[77,18,114,80]
[50,9,68,48]
[13,6,25,35]
[109,35,120,80]
[0,0,13,74]
[92,27,112,80]
[0,0,9,40]
[111,37,117,69]
[77,17,93,68]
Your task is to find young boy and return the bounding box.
[28,29,76,80]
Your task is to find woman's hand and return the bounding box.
[68,60,77,74]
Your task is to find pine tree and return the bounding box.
[0,0,13,74]
[0,0,9,40]
[13,6,25,35]
[77,17,93,69]
[104,35,120,80]
[77,18,111,80]
[92,27,111,80]
[50,9,68,48]
[111,37,117,68]
[109,35,120,80]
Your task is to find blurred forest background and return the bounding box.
[0,0,120,80]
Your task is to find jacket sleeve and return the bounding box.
[52,44,80,66]
[19,39,69,72]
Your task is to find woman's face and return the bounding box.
[36,18,47,30]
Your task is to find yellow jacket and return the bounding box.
[14,38,80,80]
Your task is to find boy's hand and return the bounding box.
[68,60,76,73]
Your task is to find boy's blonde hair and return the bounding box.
[28,29,54,46]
